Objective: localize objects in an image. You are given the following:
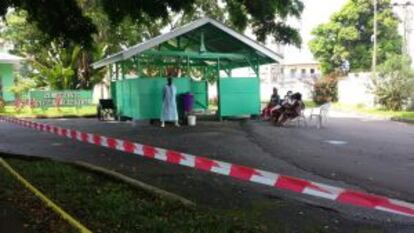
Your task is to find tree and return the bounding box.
[1,10,90,90]
[1,7,167,90]
[0,0,96,47]
[371,55,414,110]
[309,0,402,74]
[1,0,304,47]
[2,1,305,91]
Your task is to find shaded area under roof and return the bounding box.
[92,17,282,69]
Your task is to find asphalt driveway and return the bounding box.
[1,112,414,232]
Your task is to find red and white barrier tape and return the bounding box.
[1,116,414,218]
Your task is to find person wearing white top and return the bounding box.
[160,77,179,127]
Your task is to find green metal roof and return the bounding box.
[92,17,282,69]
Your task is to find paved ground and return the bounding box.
[247,112,414,201]
[0,112,414,232]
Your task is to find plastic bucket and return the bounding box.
[187,115,196,126]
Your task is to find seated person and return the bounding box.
[280,90,293,105]
[270,90,292,122]
[261,87,280,120]
[272,92,305,126]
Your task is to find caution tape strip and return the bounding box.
[0,157,92,233]
[1,116,414,218]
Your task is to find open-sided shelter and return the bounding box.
[92,17,281,120]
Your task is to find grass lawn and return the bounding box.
[0,156,386,233]
[0,105,97,118]
[332,103,414,120]
[0,157,268,233]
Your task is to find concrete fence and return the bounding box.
[338,72,376,107]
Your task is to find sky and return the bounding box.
[280,0,414,64]
[280,0,347,63]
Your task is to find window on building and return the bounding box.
[290,68,297,78]
[310,68,315,74]
[301,69,306,78]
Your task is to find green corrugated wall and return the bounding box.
[111,77,208,120]
[0,63,15,102]
[218,77,260,117]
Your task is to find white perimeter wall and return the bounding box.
[338,72,375,107]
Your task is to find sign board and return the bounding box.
[29,90,92,108]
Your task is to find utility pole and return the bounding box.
[372,0,378,78]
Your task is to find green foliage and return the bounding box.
[0,0,96,47]
[0,97,5,112]
[309,0,402,74]
[371,55,414,111]
[1,1,305,91]
[1,6,153,90]
[312,73,339,105]
[2,0,304,47]
[0,106,97,118]
[9,73,36,99]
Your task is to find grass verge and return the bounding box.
[332,103,414,120]
[0,157,267,233]
[0,106,97,118]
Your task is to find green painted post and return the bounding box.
[256,57,261,115]
[109,64,113,81]
[186,56,190,76]
[217,58,222,121]
[115,63,119,80]
[134,56,140,77]
[121,61,125,80]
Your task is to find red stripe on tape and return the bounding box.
[106,137,117,149]
[275,176,311,193]
[93,135,101,145]
[380,202,414,216]
[143,145,156,158]
[80,132,88,142]
[337,191,389,208]
[166,150,184,164]
[195,157,218,171]
[61,128,67,136]
[70,130,77,139]
[230,165,259,180]
[123,141,136,153]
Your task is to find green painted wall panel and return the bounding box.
[0,63,15,102]
[218,78,260,117]
[191,81,208,110]
[112,77,207,120]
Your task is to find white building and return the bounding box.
[258,58,321,101]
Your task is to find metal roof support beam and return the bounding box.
[142,50,246,60]
[91,17,282,69]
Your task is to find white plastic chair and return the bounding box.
[309,102,331,128]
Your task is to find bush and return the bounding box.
[312,73,338,105]
[0,97,5,112]
[372,55,414,111]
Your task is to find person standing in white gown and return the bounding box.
[161,77,179,127]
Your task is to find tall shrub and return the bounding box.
[372,55,414,111]
[312,73,338,105]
